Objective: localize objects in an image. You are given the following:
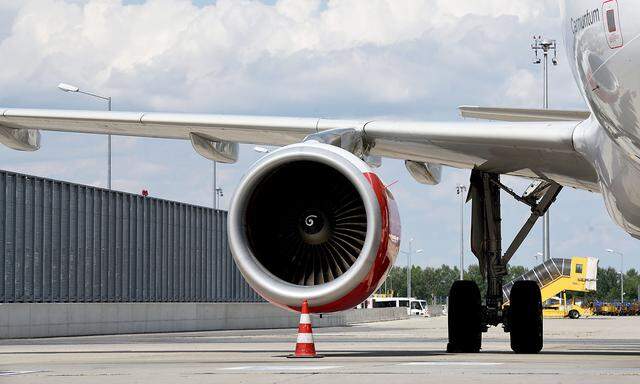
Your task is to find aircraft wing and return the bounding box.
[458,106,591,122]
[0,108,598,191]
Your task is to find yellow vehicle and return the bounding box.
[595,303,617,315]
[503,257,598,319]
[543,292,593,319]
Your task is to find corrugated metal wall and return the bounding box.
[0,170,262,303]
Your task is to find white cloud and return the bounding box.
[433,0,549,22]
[0,0,583,116]
[503,69,539,106]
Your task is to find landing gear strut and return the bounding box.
[446,170,561,354]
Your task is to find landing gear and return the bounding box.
[509,281,543,353]
[447,280,482,353]
[568,309,580,319]
[446,170,561,354]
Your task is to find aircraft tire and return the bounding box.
[509,280,543,353]
[446,280,482,353]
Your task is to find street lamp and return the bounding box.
[606,248,624,303]
[58,83,112,190]
[456,184,467,280]
[401,238,423,298]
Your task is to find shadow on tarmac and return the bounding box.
[2,348,640,358]
[281,348,640,358]
[275,350,446,358]
[538,350,640,356]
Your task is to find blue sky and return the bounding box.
[0,0,636,271]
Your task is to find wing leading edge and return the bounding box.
[0,107,598,191]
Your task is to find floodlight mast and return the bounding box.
[531,36,558,262]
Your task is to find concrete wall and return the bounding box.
[0,303,408,339]
[343,307,408,323]
[428,304,447,317]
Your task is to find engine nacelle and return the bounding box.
[228,142,400,313]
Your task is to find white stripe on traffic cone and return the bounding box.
[288,300,322,358]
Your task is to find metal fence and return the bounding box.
[0,170,262,303]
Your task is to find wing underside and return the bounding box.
[0,108,598,191]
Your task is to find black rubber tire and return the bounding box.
[568,309,580,319]
[447,280,482,353]
[509,280,543,353]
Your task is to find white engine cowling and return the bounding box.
[228,142,400,313]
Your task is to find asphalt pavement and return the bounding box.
[1,315,640,383]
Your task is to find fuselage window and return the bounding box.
[606,9,617,33]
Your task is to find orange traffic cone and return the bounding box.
[288,300,323,358]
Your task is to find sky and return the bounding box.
[0,0,636,271]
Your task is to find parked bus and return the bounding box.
[361,296,428,316]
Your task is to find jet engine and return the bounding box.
[228,142,400,313]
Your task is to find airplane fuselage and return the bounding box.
[562,0,640,237]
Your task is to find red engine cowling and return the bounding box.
[228,142,400,313]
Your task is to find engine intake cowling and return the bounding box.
[228,142,400,313]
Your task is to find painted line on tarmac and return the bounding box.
[220,365,342,372]
[0,371,41,377]
[400,362,503,366]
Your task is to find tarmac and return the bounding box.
[1,315,640,383]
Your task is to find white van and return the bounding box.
[366,297,428,316]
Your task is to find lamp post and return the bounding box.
[58,83,112,190]
[401,238,423,298]
[456,184,467,280]
[531,37,558,261]
[213,161,217,209]
[606,249,624,303]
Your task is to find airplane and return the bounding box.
[0,0,637,354]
